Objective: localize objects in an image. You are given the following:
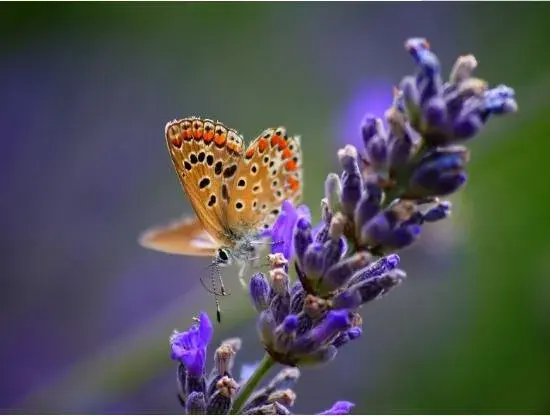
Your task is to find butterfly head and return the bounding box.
[215,247,233,267]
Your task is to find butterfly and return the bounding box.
[139,117,303,318]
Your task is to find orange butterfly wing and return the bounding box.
[224,126,303,232]
[139,216,218,256]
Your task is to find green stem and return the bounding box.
[230,353,275,414]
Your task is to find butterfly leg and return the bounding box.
[208,261,223,323]
[237,260,249,289]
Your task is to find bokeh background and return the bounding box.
[2,2,550,414]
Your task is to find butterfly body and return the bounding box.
[141,116,303,270]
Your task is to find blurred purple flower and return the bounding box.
[318,400,355,415]
[170,311,213,376]
[338,79,393,150]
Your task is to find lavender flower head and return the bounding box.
[166,37,517,415]
[171,311,353,415]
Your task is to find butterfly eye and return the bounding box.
[217,248,230,263]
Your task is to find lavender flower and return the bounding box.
[170,312,354,415]
[161,37,518,415]
[262,200,312,262]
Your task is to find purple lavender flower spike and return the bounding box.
[250,273,271,313]
[354,194,381,236]
[170,311,213,377]
[318,401,355,415]
[186,391,207,415]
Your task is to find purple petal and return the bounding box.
[318,401,355,415]
[197,311,213,348]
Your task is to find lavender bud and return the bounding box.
[347,254,400,286]
[294,217,312,266]
[361,115,385,147]
[338,145,363,216]
[449,54,477,84]
[483,85,517,114]
[321,252,372,293]
[302,243,325,282]
[299,345,339,366]
[207,376,238,415]
[250,273,271,312]
[406,150,469,198]
[186,392,207,415]
[186,374,206,396]
[354,195,380,236]
[452,106,484,140]
[270,294,290,325]
[325,173,342,214]
[270,367,301,390]
[177,363,187,399]
[258,310,276,347]
[293,310,352,354]
[356,268,406,305]
[332,327,363,349]
[214,342,238,376]
[290,283,306,314]
[423,96,449,132]
[365,136,388,172]
[331,288,362,310]
[400,76,421,125]
[273,315,299,352]
[360,211,394,247]
[382,224,422,250]
[269,268,290,297]
[267,389,297,408]
[296,313,313,336]
[423,201,452,222]
[244,403,291,415]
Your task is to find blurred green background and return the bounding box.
[1,2,550,414]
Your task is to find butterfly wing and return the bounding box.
[164,117,245,247]
[224,126,303,232]
[139,216,219,256]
